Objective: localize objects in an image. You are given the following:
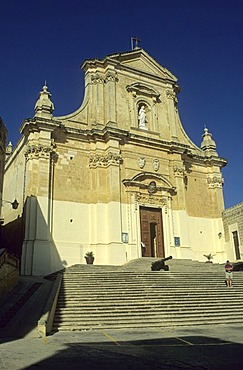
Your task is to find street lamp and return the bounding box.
[1,199,19,210]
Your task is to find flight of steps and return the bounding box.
[53,259,243,331]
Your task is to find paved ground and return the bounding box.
[1,325,243,369]
[1,277,243,369]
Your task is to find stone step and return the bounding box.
[60,284,241,290]
[56,294,242,302]
[53,259,240,331]
[57,290,243,298]
[64,268,224,274]
[55,308,243,325]
[60,285,241,291]
[55,304,243,315]
[53,314,243,330]
[61,274,237,279]
[67,261,224,273]
[56,299,243,308]
[61,274,236,281]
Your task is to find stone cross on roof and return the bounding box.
[131,36,141,50]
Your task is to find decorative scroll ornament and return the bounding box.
[25,143,56,161]
[89,152,123,168]
[138,157,146,169]
[153,159,160,172]
[207,176,224,188]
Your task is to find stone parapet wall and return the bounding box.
[0,249,19,301]
[0,263,19,301]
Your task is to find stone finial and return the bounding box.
[6,141,13,155]
[200,127,218,157]
[34,84,54,118]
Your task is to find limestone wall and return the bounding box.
[223,202,243,259]
[2,137,25,224]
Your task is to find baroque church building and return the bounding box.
[1,48,229,276]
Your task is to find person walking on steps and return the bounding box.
[225,260,233,287]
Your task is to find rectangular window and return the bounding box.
[232,231,240,260]
[174,237,181,246]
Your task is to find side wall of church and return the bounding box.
[2,139,25,225]
[1,138,26,257]
[223,202,243,260]
[171,210,225,261]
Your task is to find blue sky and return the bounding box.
[0,0,242,208]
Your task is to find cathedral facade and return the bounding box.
[1,49,229,276]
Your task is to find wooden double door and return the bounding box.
[140,207,165,258]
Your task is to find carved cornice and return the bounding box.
[89,152,123,168]
[207,175,224,189]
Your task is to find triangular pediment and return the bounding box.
[106,49,177,82]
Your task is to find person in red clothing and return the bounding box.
[225,260,233,287]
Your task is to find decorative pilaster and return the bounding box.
[90,73,105,126]
[104,70,117,124]
[173,163,187,207]
[166,85,179,141]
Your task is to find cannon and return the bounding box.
[233,262,243,271]
[151,256,172,271]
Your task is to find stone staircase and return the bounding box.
[53,259,243,331]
